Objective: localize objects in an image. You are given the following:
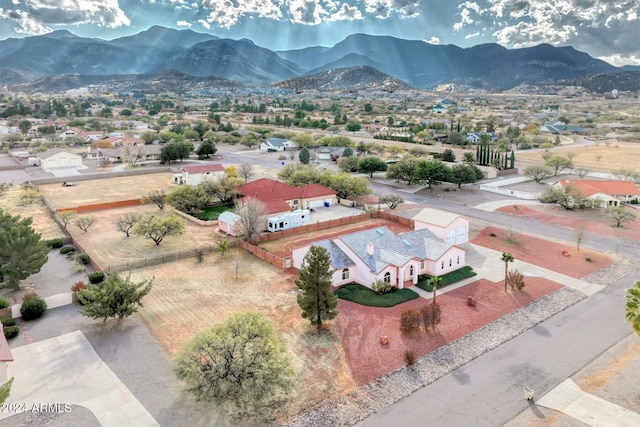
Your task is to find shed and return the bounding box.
[218,211,242,236]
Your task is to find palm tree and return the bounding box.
[217,239,231,257]
[625,281,640,334]
[428,276,442,304]
[501,252,514,292]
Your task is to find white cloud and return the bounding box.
[363,0,420,18]
[288,0,326,25]
[327,3,363,21]
[176,20,191,27]
[1,0,130,35]
[465,31,480,39]
[423,36,440,44]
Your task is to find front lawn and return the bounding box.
[335,283,420,307]
[190,204,234,221]
[416,266,477,292]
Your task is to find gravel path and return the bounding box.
[285,287,585,427]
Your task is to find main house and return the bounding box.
[400,207,470,245]
[552,179,640,207]
[292,225,466,289]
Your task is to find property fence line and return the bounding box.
[57,198,143,213]
[30,166,171,185]
[479,184,542,200]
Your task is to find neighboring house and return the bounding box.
[58,127,83,139]
[293,226,466,289]
[400,207,470,245]
[36,148,83,168]
[552,180,640,207]
[259,137,293,151]
[218,211,242,236]
[237,178,337,214]
[432,104,448,114]
[172,164,226,186]
[540,121,586,134]
[317,147,345,161]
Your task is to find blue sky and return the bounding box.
[0,1,638,65]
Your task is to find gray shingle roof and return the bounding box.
[312,240,354,269]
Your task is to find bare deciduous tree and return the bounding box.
[574,227,586,251]
[573,168,589,179]
[143,190,166,210]
[120,142,147,167]
[56,210,75,229]
[75,216,96,233]
[234,197,266,245]
[201,176,243,204]
[237,162,255,183]
[116,212,142,237]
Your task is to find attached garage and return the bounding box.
[446,229,455,244]
[456,226,468,244]
[307,199,326,208]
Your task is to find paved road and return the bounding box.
[354,182,639,426]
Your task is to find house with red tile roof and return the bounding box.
[552,179,640,207]
[236,178,337,215]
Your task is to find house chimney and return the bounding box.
[366,243,374,256]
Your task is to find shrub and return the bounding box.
[88,271,105,284]
[59,244,76,254]
[335,284,419,307]
[70,281,87,292]
[76,254,90,265]
[278,155,287,160]
[421,303,442,331]
[404,350,417,366]
[22,292,39,302]
[47,238,65,249]
[3,326,19,339]
[20,298,47,321]
[0,299,10,309]
[73,263,86,273]
[399,309,422,334]
[631,199,639,205]
[0,317,15,327]
[585,257,592,262]
[371,279,393,295]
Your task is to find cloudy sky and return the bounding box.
[0,0,638,65]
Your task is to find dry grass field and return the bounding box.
[68,204,224,271]
[0,185,63,240]
[38,172,176,210]
[130,250,356,422]
[516,141,640,172]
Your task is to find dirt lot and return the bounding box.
[0,185,63,240]
[38,173,177,210]
[260,218,414,256]
[68,205,223,271]
[516,142,640,172]
[471,226,612,279]
[496,204,640,243]
[129,249,357,423]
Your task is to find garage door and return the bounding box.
[308,199,325,208]
[456,227,467,244]
[446,229,455,244]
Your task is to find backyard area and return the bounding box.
[0,184,63,240]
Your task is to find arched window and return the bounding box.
[342,268,349,280]
[384,272,391,283]
[409,265,414,276]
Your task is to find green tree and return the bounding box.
[428,276,442,304]
[338,156,360,173]
[327,172,372,200]
[18,120,31,135]
[358,156,388,177]
[441,148,456,162]
[625,281,640,334]
[342,147,354,157]
[299,146,310,164]
[379,194,404,209]
[346,122,361,132]
[414,160,451,189]
[173,311,294,421]
[166,186,209,212]
[200,175,243,204]
[463,152,475,164]
[449,164,479,188]
[0,378,14,405]
[0,209,48,290]
[545,155,574,176]
[217,239,231,257]
[295,246,338,331]
[78,273,153,322]
[133,215,185,245]
[240,133,259,149]
[196,139,216,159]
[364,103,373,113]
[523,165,554,183]
[386,156,420,184]
[501,252,515,292]
[603,206,637,228]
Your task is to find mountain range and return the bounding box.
[0,25,637,93]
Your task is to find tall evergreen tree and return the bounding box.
[295,246,338,331]
[299,146,310,164]
[0,209,48,290]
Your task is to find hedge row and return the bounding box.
[335,283,419,307]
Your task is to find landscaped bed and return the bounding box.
[335,283,420,307]
[416,266,477,292]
